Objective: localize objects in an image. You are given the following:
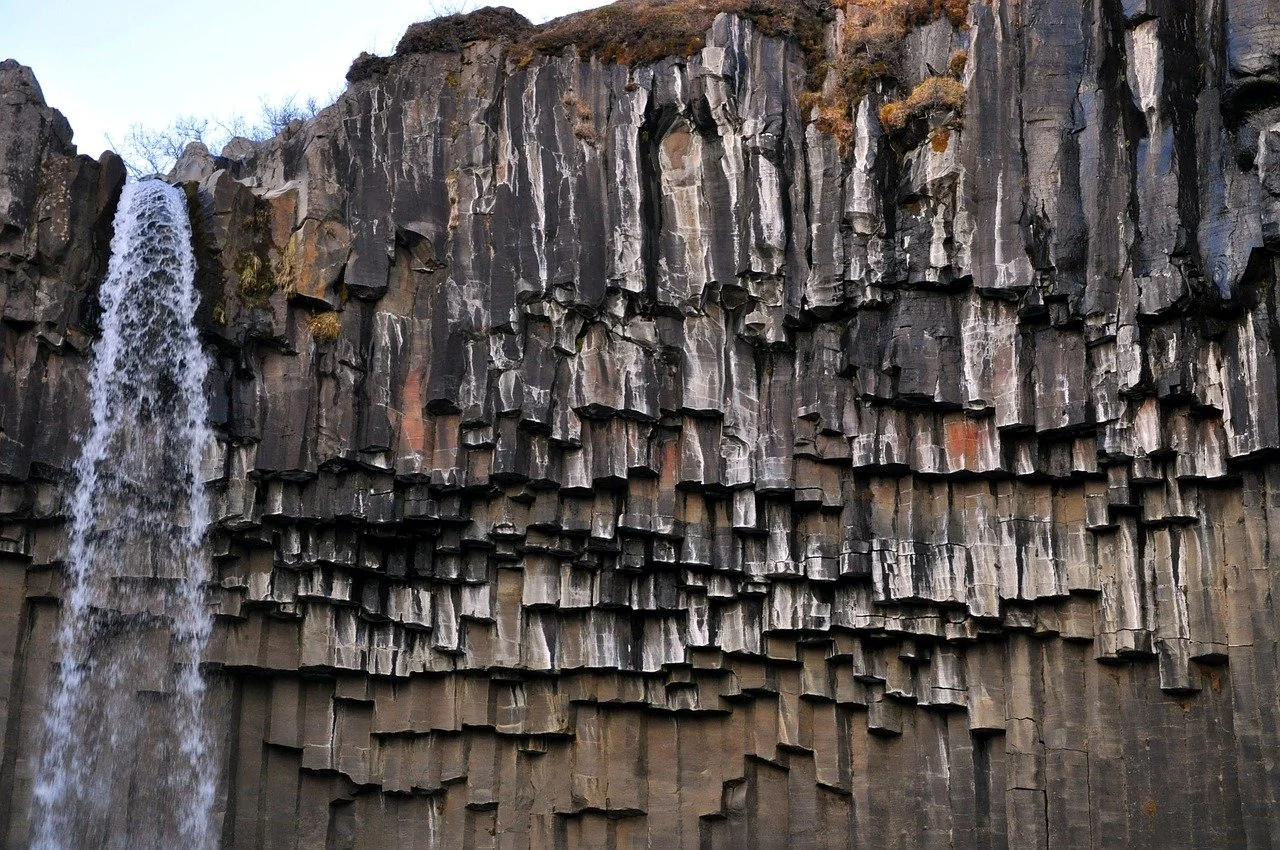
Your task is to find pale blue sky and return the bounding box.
[1,1,606,158]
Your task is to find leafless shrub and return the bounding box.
[111,93,332,179]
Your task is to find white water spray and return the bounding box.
[32,180,215,849]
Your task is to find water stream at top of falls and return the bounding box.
[31,180,216,849]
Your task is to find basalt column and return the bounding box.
[1,1,1280,847]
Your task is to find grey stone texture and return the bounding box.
[3,0,1280,845]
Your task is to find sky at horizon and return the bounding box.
[1,1,607,159]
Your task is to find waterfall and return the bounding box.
[32,180,216,849]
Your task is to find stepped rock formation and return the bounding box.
[3,0,1280,845]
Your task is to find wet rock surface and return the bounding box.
[3,1,1280,846]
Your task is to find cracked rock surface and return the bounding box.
[2,1,1280,846]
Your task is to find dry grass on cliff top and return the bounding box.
[520,0,967,74]
[371,1,963,77]
[349,0,970,149]
[349,2,833,85]
[397,6,535,55]
[514,0,830,70]
[836,0,967,84]
[813,0,968,148]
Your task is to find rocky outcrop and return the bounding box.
[0,59,124,487]
[3,1,1280,846]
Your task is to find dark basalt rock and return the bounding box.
[3,0,1280,846]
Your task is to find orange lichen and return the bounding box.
[943,416,984,467]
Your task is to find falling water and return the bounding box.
[32,180,215,849]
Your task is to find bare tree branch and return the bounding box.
[427,0,477,16]
[110,93,336,178]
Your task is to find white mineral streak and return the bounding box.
[522,67,549,291]
[609,71,650,293]
[702,16,745,264]
[848,97,881,237]
[659,120,710,308]
[1126,20,1163,118]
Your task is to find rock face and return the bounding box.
[3,1,1280,846]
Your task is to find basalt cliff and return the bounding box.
[3,0,1280,846]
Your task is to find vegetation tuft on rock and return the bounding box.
[878,74,965,133]
[235,254,275,306]
[307,311,343,342]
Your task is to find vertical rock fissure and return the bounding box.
[31,180,215,850]
[639,99,674,303]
